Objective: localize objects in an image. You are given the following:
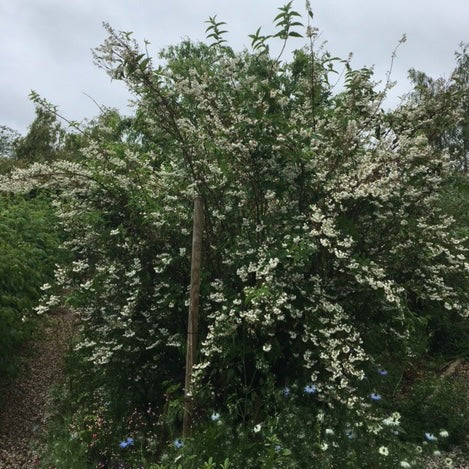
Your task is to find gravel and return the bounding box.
[0,311,74,469]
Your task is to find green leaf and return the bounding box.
[140,58,150,71]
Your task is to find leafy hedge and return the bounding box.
[0,194,65,378]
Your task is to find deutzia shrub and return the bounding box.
[1,3,467,466]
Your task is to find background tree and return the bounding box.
[405,43,469,174]
[398,44,469,359]
[0,125,20,158]
[13,106,65,163]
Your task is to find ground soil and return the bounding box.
[0,311,74,469]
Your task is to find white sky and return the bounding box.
[1,0,467,134]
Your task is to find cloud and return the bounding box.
[1,0,467,133]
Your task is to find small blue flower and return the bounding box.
[304,384,317,394]
[425,432,437,442]
[211,412,220,421]
[370,393,382,401]
[283,386,290,397]
[378,368,388,376]
[344,429,355,439]
[274,444,282,452]
[119,437,134,449]
[174,438,184,449]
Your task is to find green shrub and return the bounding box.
[397,374,469,448]
[0,194,65,380]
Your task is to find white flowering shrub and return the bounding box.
[2,3,468,467]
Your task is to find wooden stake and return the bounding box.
[183,196,204,438]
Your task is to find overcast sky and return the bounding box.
[1,0,467,134]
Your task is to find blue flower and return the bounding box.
[378,368,388,376]
[283,386,290,397]
[425,432,437,442]
[370,393,382,401]
[119,437,134,448]
[304,384,317,394]
[344,429,355,439]
[174,438,184,449]
[211,412,220,421]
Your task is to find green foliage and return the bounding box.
[405,43,469,174]
[273,1,304,40]
[0,194,65,379]
[147,386,425,469]
[13,106,64,163]
[3,3,468,468]
[403,45,469,359]
[38,412,89,469]
[397,374,469,448]
[0,125,20,158]
[439,173,469,242]
[205,16,228,48]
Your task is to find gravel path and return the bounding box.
[0,311,74,469]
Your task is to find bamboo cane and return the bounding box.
[183,196,204,437]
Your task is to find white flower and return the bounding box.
[320,442,328,451]
[253,423,262,433]
[262,344,272,352]
[400,462,411,468]
[444,458,453,467]
[35,304,49,315]
[268,257,279,269]
[278,96,289,107]
[264,190,276,200]
[382,412,401,426]
[325,428,334,435]
[433,450,441,456]
[378,446,389,456]
[439,430,449,438]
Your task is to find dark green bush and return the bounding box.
[0,194,65,379]
[397,374,469,447]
